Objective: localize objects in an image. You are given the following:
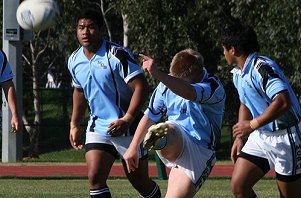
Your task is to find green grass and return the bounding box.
[0,177,279,198]
[27,149,86,162]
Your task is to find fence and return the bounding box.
[1,87,233,161]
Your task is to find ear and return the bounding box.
[229,47,235,55]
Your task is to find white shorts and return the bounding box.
[85,132,147,159]
[242,122,301,180]
[156,122,216,192]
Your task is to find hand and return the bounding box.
[11,115,21,133]
[232,120,253,139]
[139,54,159,76]
[107,118,130,137]
[107,114,134,136]
[69,123,83,150]
[230,137,244,163]
[123,146,139,173]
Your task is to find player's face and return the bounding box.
[223,46,236,66]
[77,19,102,51]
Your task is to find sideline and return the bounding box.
[0,163,275,177]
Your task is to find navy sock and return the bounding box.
[140,182,161,198]
[90,186,111,198]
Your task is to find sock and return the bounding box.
[140,182,162,198]
[90,186,111,198]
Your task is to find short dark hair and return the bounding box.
[221,23,260,55]
[77,8,104,28]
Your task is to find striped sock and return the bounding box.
[90,186,111,198]
[140,182,162,198]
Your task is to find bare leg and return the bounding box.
[276,177,301,198]
[165,167,196,198]
[85,150,115,189]
[231,157,265,198]
[123,158,160,197]
[155,123,184,162]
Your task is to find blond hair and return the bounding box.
[170,49,204,78]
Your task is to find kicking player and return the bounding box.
[124,49,226,198]
[67,8,161,198]
[221,23,301,198]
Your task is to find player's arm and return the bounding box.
[251,91,291,130]
[139,54,196,101]
[231,103,252,162]
[2,80,20,132]
[70,87,87,150]
[123,115,155,172]
[126,73,149,121]
[107,73,149,136]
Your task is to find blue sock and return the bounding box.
[90,186,111,198]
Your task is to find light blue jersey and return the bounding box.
[0,49,13,83]
[68,40,144,136]
[231,52,301,132]
[145,69,226,149]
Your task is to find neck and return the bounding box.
[83,40,103,60]
[236,55,249,70]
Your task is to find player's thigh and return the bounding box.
[85,149,115,181]
[158,122,184,162]
[165,167,196,198]
[277,177,301,198]
[231,157,265,189]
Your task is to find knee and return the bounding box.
[231,177,243,196]
[87,170,105,187]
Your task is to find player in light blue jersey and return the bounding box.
[221,23,301,198]
[124,49,226,198]
[0,49,20,133]
[67,8,161,198]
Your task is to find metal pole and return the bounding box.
[2,41,23,162]
[1,0,29,162]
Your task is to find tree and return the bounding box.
[22,29,60,158]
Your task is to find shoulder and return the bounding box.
[253,56,281,79]
[0,49,7,62]
[69,47,82,62]
[202,72,224,90]
[106,41,136,63]
[0,49,6,57]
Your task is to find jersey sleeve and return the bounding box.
[110,46,143,83]
[253,59,288,101]
[0,50,13,83]
[194,75,225,104]
[144,83,166,122]
[67,55,81,88]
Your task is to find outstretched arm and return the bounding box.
[123,115,155,173]
[140,54,197,101]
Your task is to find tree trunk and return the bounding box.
[122,13,129,47]
[22,40,43,159]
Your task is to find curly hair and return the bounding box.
[221,23,260,55]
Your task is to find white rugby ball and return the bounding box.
[16,0,59,31]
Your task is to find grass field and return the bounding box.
[0,177,279,198]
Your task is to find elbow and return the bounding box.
[281,100,291,112]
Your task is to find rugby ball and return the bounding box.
[16,0,59,31]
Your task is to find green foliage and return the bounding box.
[229,0,301,95]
